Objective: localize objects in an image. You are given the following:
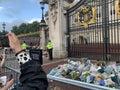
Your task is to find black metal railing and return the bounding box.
[2,65,20,80]
[67,0,120,62]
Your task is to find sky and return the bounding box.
[0,0,48,32]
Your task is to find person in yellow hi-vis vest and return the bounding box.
[46,40,53,60]
[22,41,27,50]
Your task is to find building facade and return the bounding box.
[44,0,74,58]
[42,0,120,62]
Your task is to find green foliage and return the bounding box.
[11,26,19,35]
[108,84,115,88]
[70,71,80,80]
[11,21,40,35]
[0,37,9,47]
[0,30,8,35]
[0,30,9,47]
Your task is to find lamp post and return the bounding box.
[40,0,46,26]
[40,0,47,49]
[2,22,6,35]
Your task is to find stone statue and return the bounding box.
[49,0,58,25]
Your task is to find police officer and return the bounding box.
[22,41,27,50]
[46,40,53,60]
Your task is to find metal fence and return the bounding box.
[42,59,120,90]
[2,65,20,82]
[1,58,120,90]
[67,0,120,62]
[1,65,20,90]
[47,75,120,90]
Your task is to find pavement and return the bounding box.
[5,53,68,69]
[42,56,67,64]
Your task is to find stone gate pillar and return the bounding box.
[46,0,73,58]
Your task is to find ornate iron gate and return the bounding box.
[67,0,120,62]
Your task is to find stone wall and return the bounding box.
[19,35,40,47]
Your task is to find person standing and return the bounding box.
[46,40,53,60]
[0,53,6,87]
[22,41,27,50]
[1,33,48,90]
[0,54,6,75]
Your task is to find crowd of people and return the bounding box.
[0,33,48,90]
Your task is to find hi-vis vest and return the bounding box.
[22,43,27,50]
[46,42,53,49]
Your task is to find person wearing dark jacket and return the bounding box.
[1,33,48,90]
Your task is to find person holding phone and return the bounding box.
[1,33,48,90]
[0,53,6,87]
[0,54,6,75]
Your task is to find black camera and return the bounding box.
[29,49,43,65]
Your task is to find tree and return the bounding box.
[18,23,28,34]
[0,30,9,47]
[11,26,19,35]
[11,21,40,35]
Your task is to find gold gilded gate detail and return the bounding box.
[78,5,96,28]
[115,0,120,17]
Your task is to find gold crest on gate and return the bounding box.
[115,0,120,17]
[78,5,96,28]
